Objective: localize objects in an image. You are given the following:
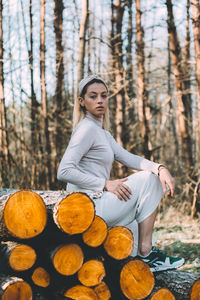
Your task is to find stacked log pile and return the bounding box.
[0,189,199,300]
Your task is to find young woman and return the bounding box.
[57,74,184,272]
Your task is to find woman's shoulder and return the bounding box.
[104,129,113,139]
[72,118,95,136]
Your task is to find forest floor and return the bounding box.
[154,205,200,274]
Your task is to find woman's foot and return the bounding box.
[136,246,185,272]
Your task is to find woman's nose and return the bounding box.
[97,96,103,103]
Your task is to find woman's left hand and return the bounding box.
[158,167,175,197]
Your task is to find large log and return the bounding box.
[51,243,84,276]
[53,192,95,235]
[77,259,106,287]
[82,215,108,247]
[103,226,134,260]
[0,275,32,299]
[0,190,47,240]
[0,241,37,272]
[120,258,155,300]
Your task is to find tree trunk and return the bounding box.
[17,2,27,178]
[40,0,52,189]
[167,37,179,161]
[54,0,65,184]
[77,0,89,86]
[136,0,151,159]
[0,0,9,186]
[125,0,135,151]
[29,0,39,155]
[191,0,200,162]
[166,0,193,172]
[21,0,40,187]
[110,0,127,177]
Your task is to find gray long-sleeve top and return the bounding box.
[57,111,161,192]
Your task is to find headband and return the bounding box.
[78,74,108,96]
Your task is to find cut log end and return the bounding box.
[150,288,175,299]
[32,267,50,288]
[54,192,95,235]
[78,259,106,287]
[3,190,47,239]
[82,215,108,247]
[1,279,32,300]
[191,279,200,300]
[64,285,98,300]
[103,226,134,260]
[9,244,37,271]
[120,259,155,300]
[53,244,84,276]
[93,281,111,300]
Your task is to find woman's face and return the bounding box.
[79,82,108,118]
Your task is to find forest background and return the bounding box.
[0,0,200,222]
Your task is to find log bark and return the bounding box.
[93,281,111,300]
[0,190,47,240]
[82,215,108,247]
[103,226,133,260]
[31,267,50,288]
[0,241,37,271]
[148,270,200,300]
[0,275,32,299]
[53,192,95,235]
[78,259,106,287]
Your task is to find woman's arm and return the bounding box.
[57,123,105,191]
[106,132,175,198]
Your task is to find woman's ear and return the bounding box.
[79,97,85,108]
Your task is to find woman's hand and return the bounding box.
[158,166,175,197]
[104,178,132,201]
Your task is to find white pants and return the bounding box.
[67,171,164,256]
[92,171,164,256]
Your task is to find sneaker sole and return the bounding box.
[150,258,185,272]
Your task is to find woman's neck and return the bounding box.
[85,111,103,128]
